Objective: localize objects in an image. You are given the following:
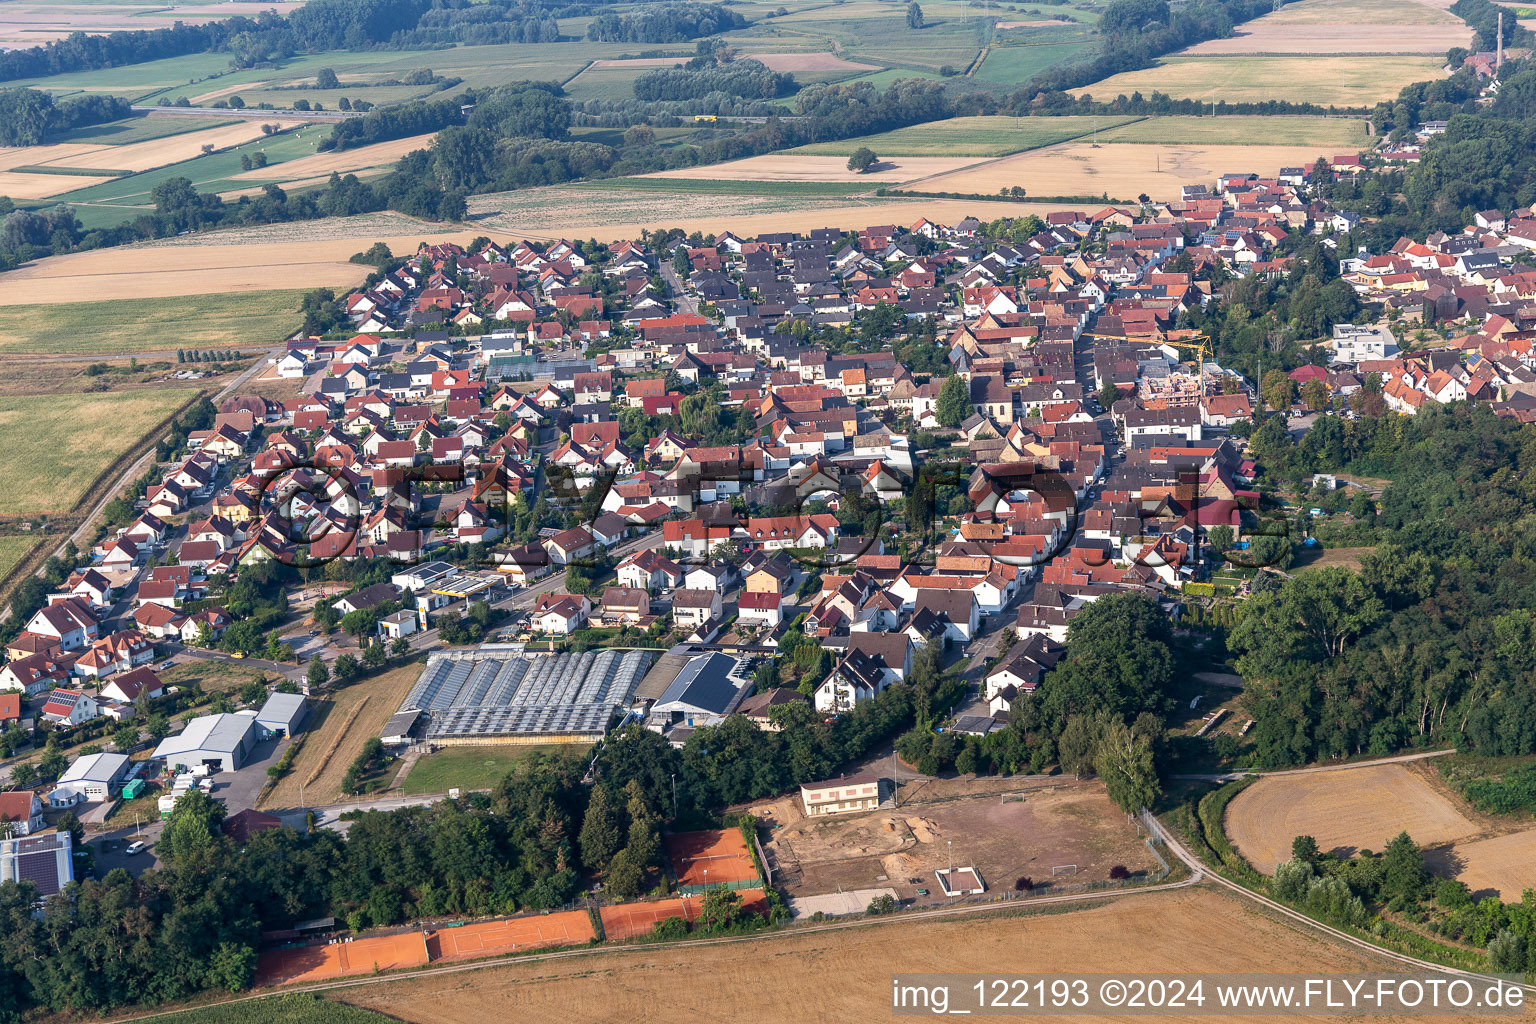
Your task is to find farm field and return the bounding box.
[400,744,578,795]
[226,132,438,182]
[0,388,198,517]
[789,115,1141,157]
[0,536,41,583]
[1182,0,1470,54]
[51,114,227,147]
[0,171,115,199]
[0,289,307,355]
[1094,115,1370,147]
[1224,763,1479,874]
[39,120,279,173]
[338,888,1399,1024]
[0,0,305,48]
[641,153,985,183]
[760,777,1161,903]
[1069,55,1447,106]
[971,41,1093,84]
[910,141,1337,202]
[1428,830,1536,901]
[261,663,423,809]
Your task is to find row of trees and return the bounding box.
[0,89,130,146]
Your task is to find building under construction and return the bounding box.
[395,646,653,746]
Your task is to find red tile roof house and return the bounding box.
[25,597,99,651]
[0,791,44,835]
[41,688,98,727]
[531,593,591,634]
[737,590,783,627]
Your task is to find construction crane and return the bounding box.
[1080,329,1213,376]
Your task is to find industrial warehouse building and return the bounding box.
[255,692,308,738]
[394,647,652,746]
[152,712,259,772]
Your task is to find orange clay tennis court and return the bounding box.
[601,889,770,941]
[427,910,596,962]
[255,931,430,985]
[665,828,760,887]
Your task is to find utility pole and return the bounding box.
[671,773,677,820]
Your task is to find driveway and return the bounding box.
[209,735,290,815]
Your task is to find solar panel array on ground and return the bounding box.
[399,648,653,740]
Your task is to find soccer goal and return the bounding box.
[1051,864,1078,877]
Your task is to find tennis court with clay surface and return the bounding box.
[664,828,760,887]
[601,889,770,941]
[427,910,596,962]
[255,931,430,985]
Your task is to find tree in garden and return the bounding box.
[935,373,971,428]
[1261,369,1296,412]
[1302,378,1329,411]
[1097,381,1119,410]
[332,653,359,681]
[307,655,329,688]
[158,788,226,862]
[846,146,878,173]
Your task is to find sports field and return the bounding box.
[665,829,760,888]
[256,932,430,986]
[428,911,596,962]
[1225,763,1479,874]
[912,141,1336,202]
[789,115,1142,157]
[0,290,307,354]
[0,388,198,517]
[598,890,770,941]
[1070,55,1446,106]
[400,745,576,795]
[340,887,1399,1024]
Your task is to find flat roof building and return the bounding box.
[800,772,885,817]
[153,712,259,773]
[255,692,308,738]
[0,830,73,898]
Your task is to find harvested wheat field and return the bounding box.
[337,888,1398,1024]
[1226,763,1479,874]
[1182,24,1471,54]
[0,143,105,171]
[914,141,1334,202]
[229,133,439,181]
[1070,55,1445,107]
[742,52,880,71]
[1428,830,1536,901]
[0,171,115,199]
[642,154,983,183]
[260,663,422,809]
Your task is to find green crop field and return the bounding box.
[0,536,41,582]
[52,115,225,146]
[1096,114,1371,147]
[0,289,307,356]
[46,124,331,209]
[972,41,1093,84]
[134,994,398,1024]
[789,114,1141,156]
[401,745,579,795]
[0,388,199,517]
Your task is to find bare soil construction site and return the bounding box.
[757,777,1161,903]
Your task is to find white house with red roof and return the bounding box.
[41,689,98,727]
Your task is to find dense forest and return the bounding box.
[586,2,745,42]
[632,56,796,101]
[1211,405,1536,768]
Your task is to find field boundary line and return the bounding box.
[304,695,370,788]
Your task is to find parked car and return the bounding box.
[125,841,147,856]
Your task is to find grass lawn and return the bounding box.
[0,388,198,517]
[1096,114,1370,147]
[0,535,41,582]
[160,658,282,695]
[1069,55,1446,106]
[0,289,308,356]
[401,744,584,795]
[790,114,1141,156]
